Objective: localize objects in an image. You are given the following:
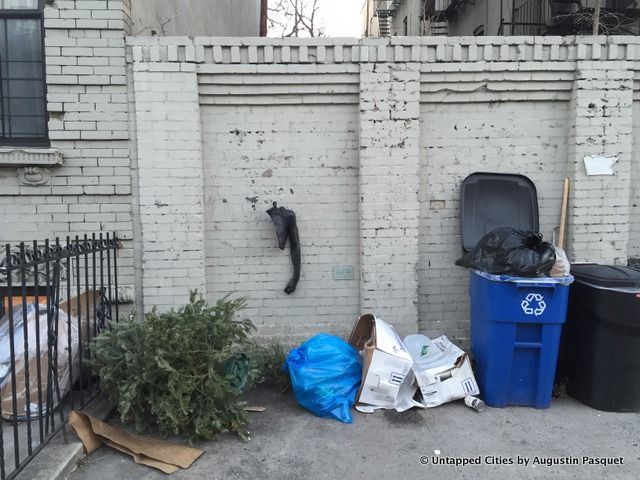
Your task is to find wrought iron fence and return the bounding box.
[500,1,640,36]
[0,233,120,480]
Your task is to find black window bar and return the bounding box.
[0,233,120,480]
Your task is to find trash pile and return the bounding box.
[285,314,483,422]
[455,173,575,409]
[3,167,637,477]
[58,170,638,476]
[283,171,581,420]
[0,291,99,420]
[452,173,637,414]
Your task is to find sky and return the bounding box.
[318,0,364,37]
[269,0,365,38]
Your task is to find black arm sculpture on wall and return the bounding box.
[267,202,300,294]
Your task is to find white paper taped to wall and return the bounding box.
[583,155,618,176]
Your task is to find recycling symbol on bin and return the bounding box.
[521,293,546,316]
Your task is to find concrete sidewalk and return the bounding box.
[65,387,639,480]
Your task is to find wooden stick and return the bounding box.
[558,177,570,249]
[593,0,602,35]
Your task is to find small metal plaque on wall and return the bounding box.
[333,266,354,281]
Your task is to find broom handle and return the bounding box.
[558,177,570,249]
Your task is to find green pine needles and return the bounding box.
[89,291,287,443]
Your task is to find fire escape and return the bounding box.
[422,0,451,35]
[375,0,402,37]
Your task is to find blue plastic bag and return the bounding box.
[285,334,362,423]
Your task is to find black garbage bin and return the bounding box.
[558,264,640,412]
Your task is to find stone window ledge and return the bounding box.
[0,148,64,186]
[0,147,63,167]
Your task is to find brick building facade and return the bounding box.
[0,1,638,345]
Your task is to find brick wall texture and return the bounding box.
[2,13,640,345]
[0,1,134,294]
[631,101,640,260]
[126,37,640,345]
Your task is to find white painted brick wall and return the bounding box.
[131,64,207,312]
[0,0,134,300]
[128,37,639,344]
[201,104,361,342]
[630,102,640,261]
[359,62,421,339]
[567,61,634,265]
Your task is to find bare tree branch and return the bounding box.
[553,10,635,35]
[268,0,324,37]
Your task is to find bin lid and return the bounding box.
[460,172,539,252]
[472,269,574,285]
[571,264,640,289]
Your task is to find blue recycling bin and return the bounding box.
[469,270,573,408]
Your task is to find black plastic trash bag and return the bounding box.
[267,202,301,295]
[456,227,556,277]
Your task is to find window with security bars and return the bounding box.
[0,0,48,146]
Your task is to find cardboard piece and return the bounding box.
[244,406,266,412]
[2,296,47,312]
[349,315,419,410]
[59,290,101,341]
[354,370,425,413]
[406,335,480,408]
[69,410,203,474]
[58,290,101,349]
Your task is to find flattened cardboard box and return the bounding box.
[412,335,480,407]
[70,410,203,474]
[349,314,414,408]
